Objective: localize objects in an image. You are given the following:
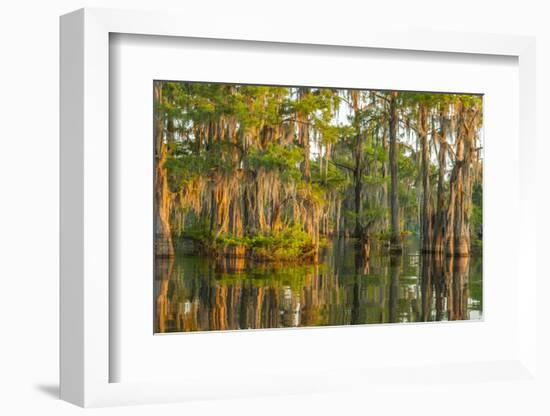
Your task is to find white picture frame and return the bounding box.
[60,7,538,408]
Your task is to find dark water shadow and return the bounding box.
[34,383,59,399]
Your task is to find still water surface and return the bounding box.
[154,239,482,333]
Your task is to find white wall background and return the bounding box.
[1,0,548,414]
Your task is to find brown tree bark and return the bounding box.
[298,88,311,182]
[388,91,402,253]
[446,100,478,257]
[419,103,432,252]
[351,91,364,237]
[154,82,175,257]
[433,107,449,254]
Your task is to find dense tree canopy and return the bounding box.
[154,81,483,262]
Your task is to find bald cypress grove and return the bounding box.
[153,82,483,262]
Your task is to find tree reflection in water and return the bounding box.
[154,239,482,333]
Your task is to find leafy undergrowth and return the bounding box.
[182,225,325,262]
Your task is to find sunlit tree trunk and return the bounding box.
[154,82,175,257]
[433,108,449,254]
[455,106,477,256]
[446,100,477,256]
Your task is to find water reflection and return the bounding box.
[154,239,482,333]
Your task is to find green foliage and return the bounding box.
[248,143,302,181]
[346,207,386,229]
[213,226,320,261]
[471,181,483,252]
[183,223,321,262]
[181,223,212,243]
[157,80,483,261]
[248,226,316,260]
[311,159,349,191]
[397,151,418,180]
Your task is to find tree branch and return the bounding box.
[329,159,356,173]
[372,92,390,104]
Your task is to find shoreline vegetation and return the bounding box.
[154,82,483,265]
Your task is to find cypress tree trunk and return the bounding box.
[388,91,402,253]
[381,127,389,230]
[419,103,432,252]
[433,109,449,254]
[351,91,364,237]
[154,82,175,257]
[298,88,311,183]
[453,106,476,256]
[446,101,476,257]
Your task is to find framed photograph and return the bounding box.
[60,8,538,407]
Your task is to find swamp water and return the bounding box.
[154,238,482,333]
